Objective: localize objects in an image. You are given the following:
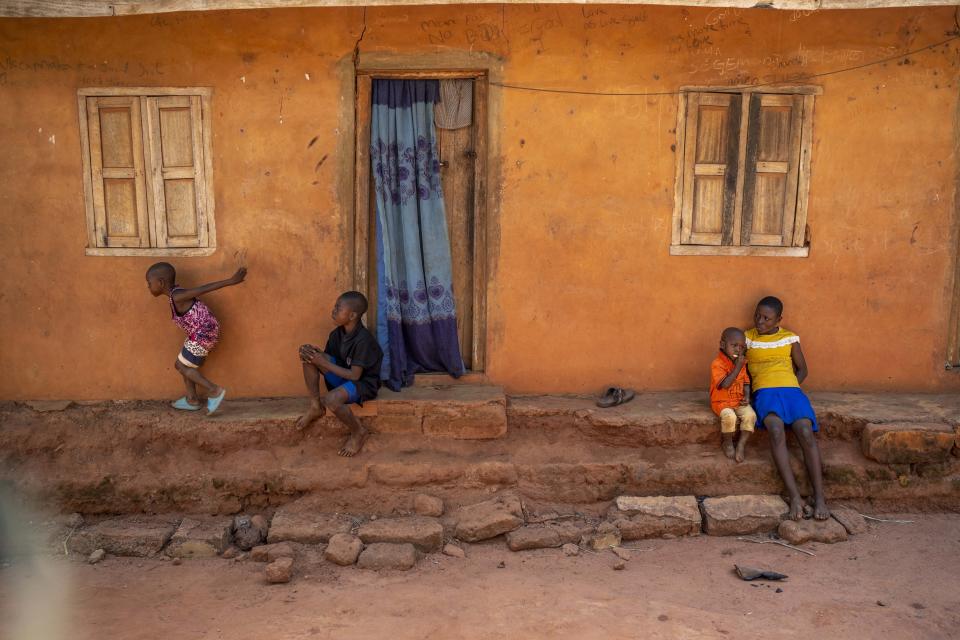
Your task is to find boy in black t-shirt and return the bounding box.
[297,291,383,457]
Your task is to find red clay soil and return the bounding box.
[3,514,958,639]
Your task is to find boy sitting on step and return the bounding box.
[296,291,383,457]
[710,327,757,462]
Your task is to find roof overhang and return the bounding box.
[2,0,957,19]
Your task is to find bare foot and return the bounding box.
[813,496,830,521]
[788,495,805,521]
[296,399,325,429]
[734,440,747,463]
[338,426,369,457]
[722,437,735,459]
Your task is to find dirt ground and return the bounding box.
[2,513,959,640]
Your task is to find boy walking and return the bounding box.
[710,327,756,462]
[297,291,383,457]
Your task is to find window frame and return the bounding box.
[77,86,216,257]
[670,84,820,258]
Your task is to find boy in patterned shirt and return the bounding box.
[146,262,246,415]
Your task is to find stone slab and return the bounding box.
[167,516,232,558]
[830,507,869,535]
[701,495,789,536]
[323,533,363,566]
[506,526,562,551]
[610,496,702,540]
[69,516,178,557]
[250,542,295,562]
[422,402,507,440]
[357,543,417,571]
[778,518,848,544]
[357,516,443,552]
[267,510,353,544]
[265,557,294,583]
[861,423,956,464]
[454,494,524,542]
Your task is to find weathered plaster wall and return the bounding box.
[1,5,958,399]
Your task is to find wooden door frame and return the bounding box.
[353,69,489,371]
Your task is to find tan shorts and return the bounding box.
[719,405,757,434]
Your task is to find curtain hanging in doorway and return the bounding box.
[371,79,465,391]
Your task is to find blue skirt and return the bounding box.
[753,387,818,432]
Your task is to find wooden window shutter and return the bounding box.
[85,96,151,248]
[680,92,742,246]
[145,96,209,248]
[740,94,804,247]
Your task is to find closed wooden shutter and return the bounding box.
[680,92,742,246]
[145,95,209,248]
[740,94,804,247]
[85,96,151,247]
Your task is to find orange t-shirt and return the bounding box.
[709,351,750,415]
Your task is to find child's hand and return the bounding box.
[231,267,248,284]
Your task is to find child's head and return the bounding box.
[753,295,783,334]
[146,262,176,297]
[720,327,746,359]
[332,291,368,326]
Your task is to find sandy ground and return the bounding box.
[2,514,959,640]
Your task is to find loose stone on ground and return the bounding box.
[167,517,233,558]
[701,495,789,536]
[610,495,702,540]
[454,494,525,542]
[778,518,848,545]
[584,522,621,550]
[357,516,443,552]
[357,543,418,570]
[831,507,869,535]
[267,509,353,544]
[323,534,363,566]
[265,556,294,583]
[442,543,465,558]
[232,514,269,550]
[506,526,562,551]
[250,542,295,562]
[88,549,105,564]
[69,516,179,557]
[562,543,580,556]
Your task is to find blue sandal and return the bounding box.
[207,389,227,415]
[171,397,202,411]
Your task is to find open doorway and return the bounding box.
[353,70,488,375]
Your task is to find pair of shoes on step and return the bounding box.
[171,389,227,415]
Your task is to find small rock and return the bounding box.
[497,560,506,568]
[234,553,247,562]
[454,494,525,542]
[172,557,182,566]
[356,543,417,571]
[506,526,562,551]
[323,534,363,566]
[265,557,294,583]
[877,600,888,607]
[585,522,621,551]
[775,588,783,594]
[250,542,295,562]
[233,514,269,551]
[612,547,631,561]
[88,549,105,564]
[778,518,848,545]
[831,507,869,535]
[413,494,445,517]
[221,546,241,560]
[562,543,580,557]
[442,544,465,559]
[370,515,378,521]
[613,561,626,571]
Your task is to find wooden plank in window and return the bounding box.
[792,94,816,248]
[740,94,803,247]
[680,92,742,246]
[86,96,150,248]
[145,95,208,248]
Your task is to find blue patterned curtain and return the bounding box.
[371,79,465,391]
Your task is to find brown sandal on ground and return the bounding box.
[596,386,636,408]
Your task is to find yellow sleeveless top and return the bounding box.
[745,327,800,390]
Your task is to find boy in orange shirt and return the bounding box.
[710,327,757,462]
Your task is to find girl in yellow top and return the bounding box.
[746,296,829,522]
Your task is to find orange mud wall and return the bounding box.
[1,5,958,400]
